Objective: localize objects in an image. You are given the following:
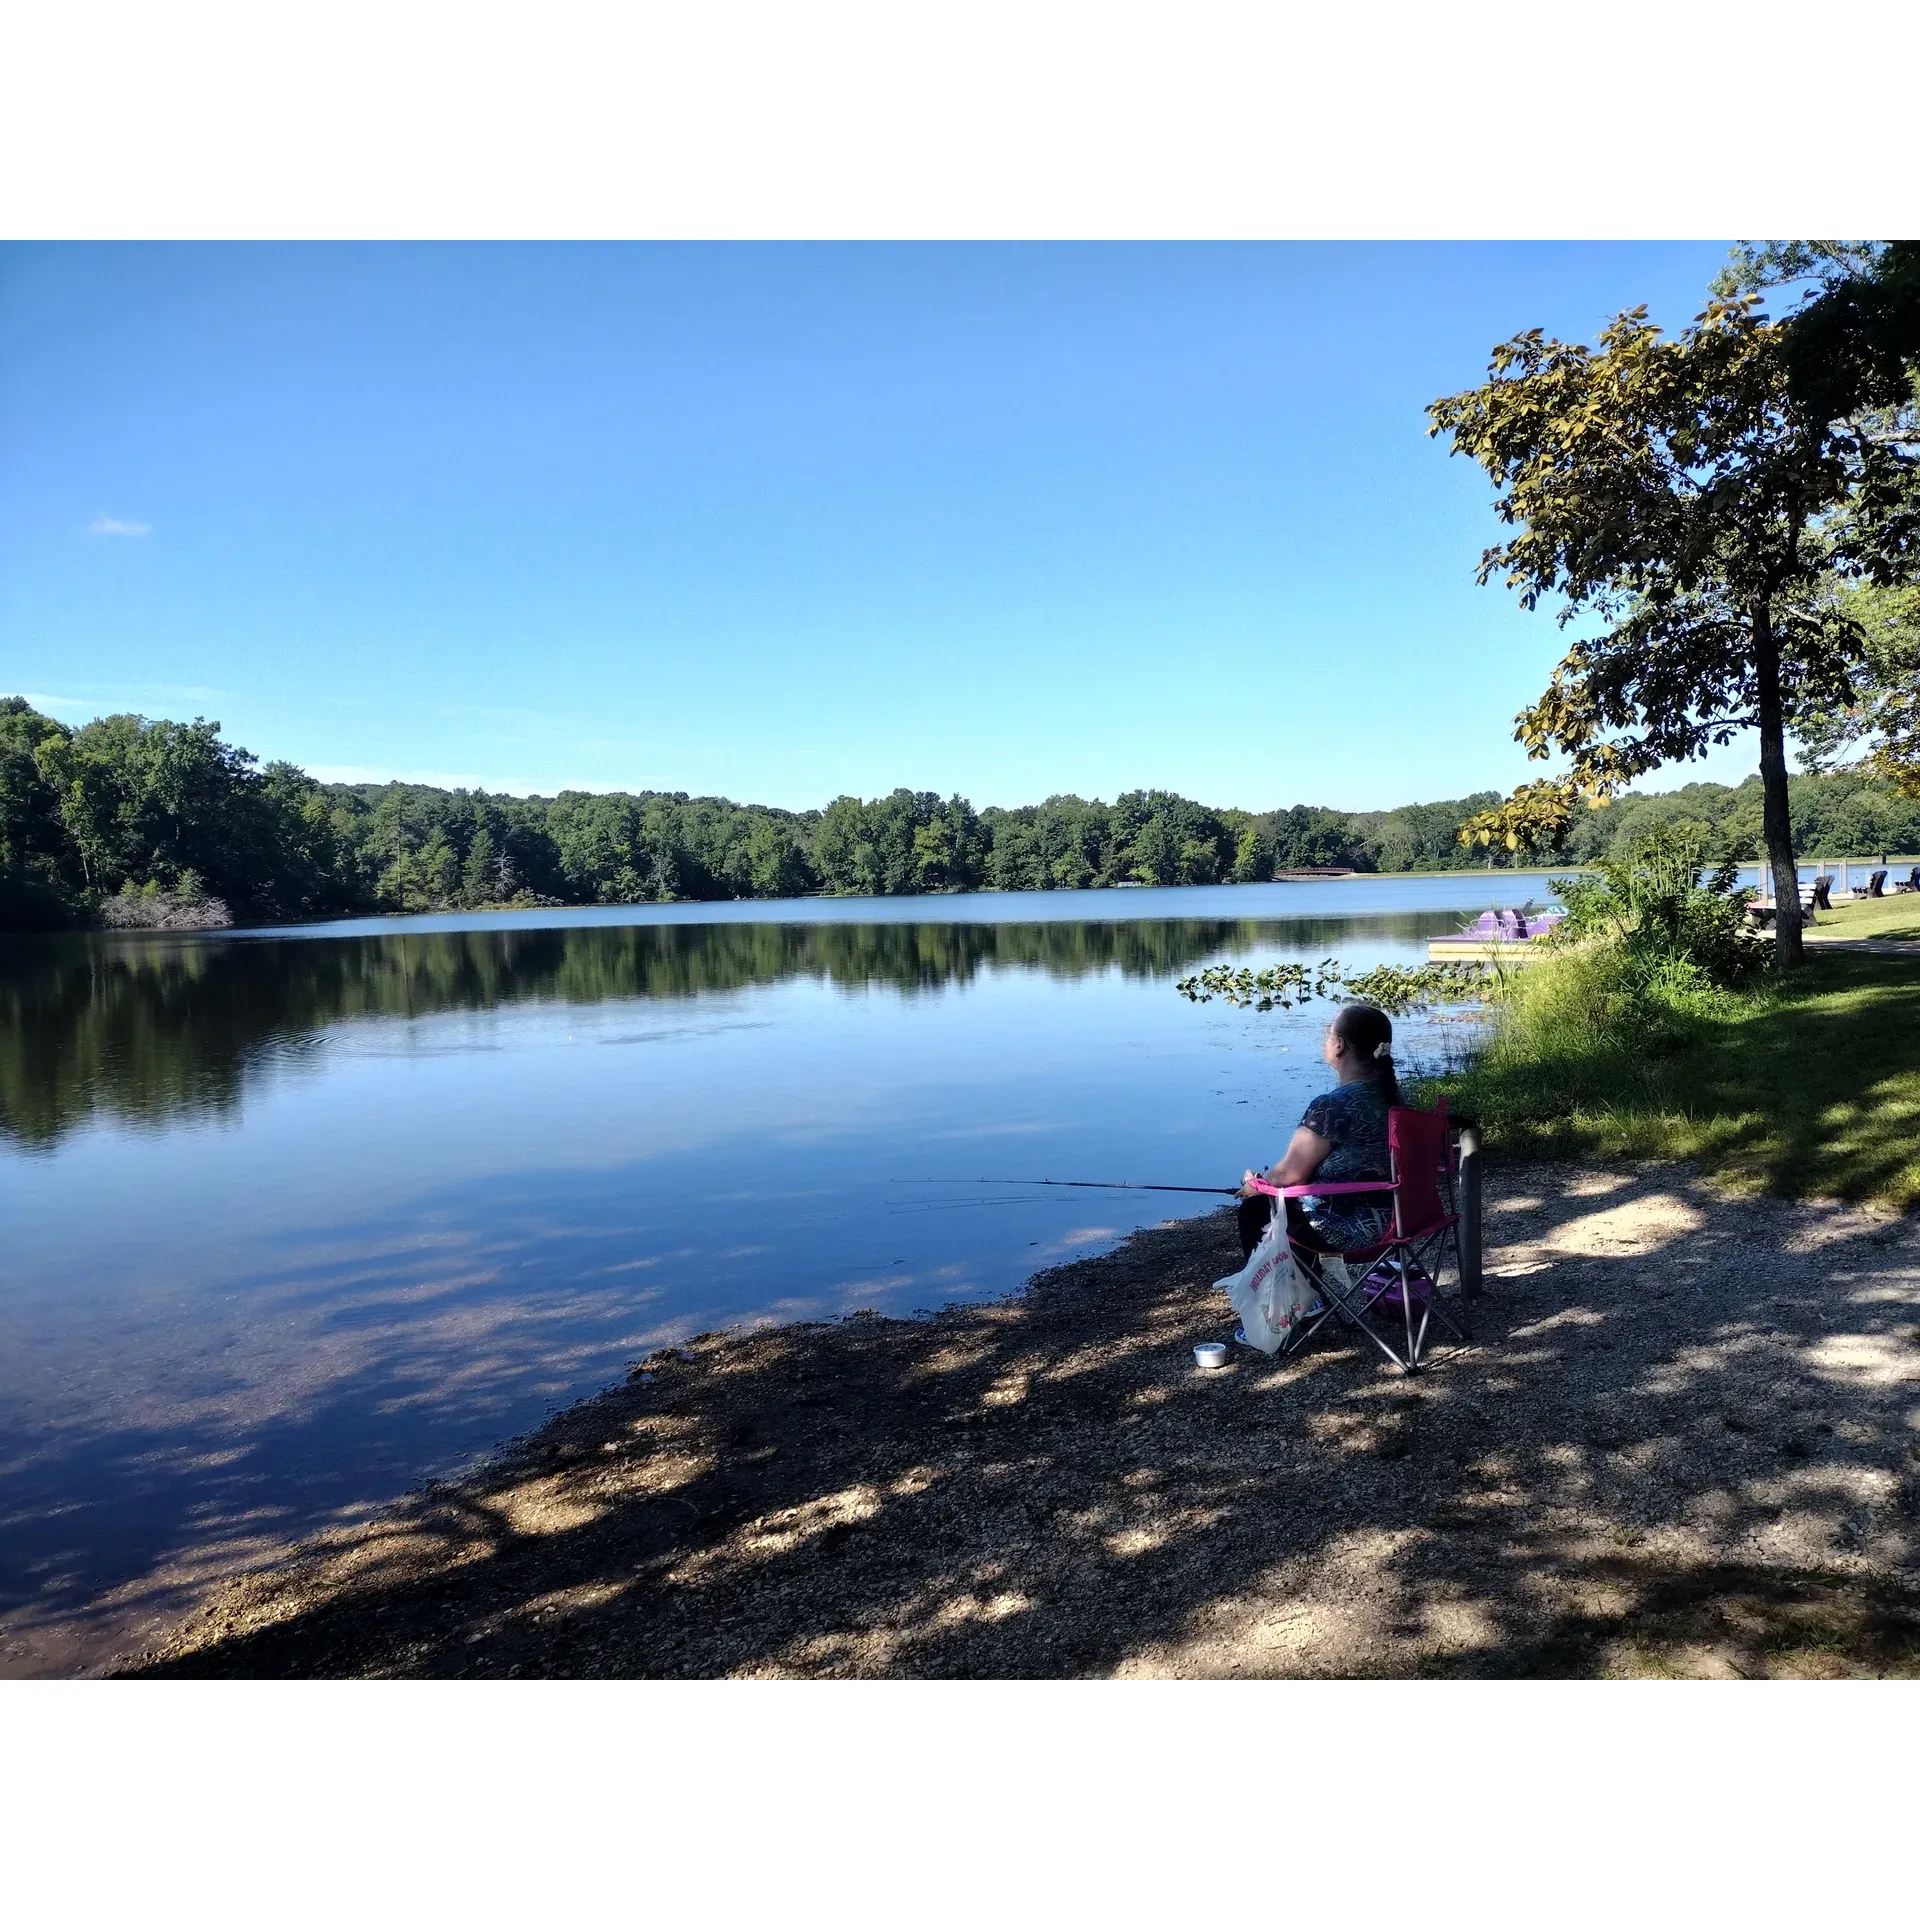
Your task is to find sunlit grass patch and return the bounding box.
[1436,951,1920,1211]
[1812,893,1920,943]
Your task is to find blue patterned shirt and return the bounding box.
[1299,1077,1392,1228]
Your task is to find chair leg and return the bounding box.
[1391,1256,1415,1370]
[1424,1289,1472,1349]
[1278,1268,1344,1361]
[1330,1257,1421,1376]
[1379,1241,1471,1373]
[1395,1227,1471,1356]
[1421,1228,1473,1348]
[1281,1239,1470,1378]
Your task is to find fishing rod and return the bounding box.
[892,1177,1242,1196]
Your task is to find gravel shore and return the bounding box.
[124,1162,1920,1678]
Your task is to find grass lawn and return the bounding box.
[1810,892,1920,942]
[1439,949,1920,1210]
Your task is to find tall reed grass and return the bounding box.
[1431,939,1920,1209]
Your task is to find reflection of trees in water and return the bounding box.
[1,911,1456,1147]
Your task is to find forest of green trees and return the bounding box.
[5,695,1919,931]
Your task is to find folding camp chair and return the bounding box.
[1247,1099,1471,1375]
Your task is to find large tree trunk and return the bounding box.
[1753,595,1804,971]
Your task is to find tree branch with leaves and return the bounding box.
[1429,254,1919,968]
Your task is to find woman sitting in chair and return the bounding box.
[1237,1002,1398,1260]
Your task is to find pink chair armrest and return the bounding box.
[1244,1177,1396,1200]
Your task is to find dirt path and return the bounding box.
[123,1164,1920,1679]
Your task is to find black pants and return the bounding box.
[1237,1195,1336,1262]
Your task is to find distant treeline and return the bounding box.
[5,697,1919,930]
[1556,776,1920,870]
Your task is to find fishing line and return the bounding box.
[884,1196,1087,1213]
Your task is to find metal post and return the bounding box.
[1458,1125,1483,1302]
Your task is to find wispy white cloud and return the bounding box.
[11,685,224,717]
[88,513,152,536]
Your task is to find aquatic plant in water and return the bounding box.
[1175,957,1490,1014]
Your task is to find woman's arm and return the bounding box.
[1242,1124,1331,1195]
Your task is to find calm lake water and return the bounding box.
[0,874,1557,1673]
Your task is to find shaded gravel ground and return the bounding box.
[123,1163,1920,1678]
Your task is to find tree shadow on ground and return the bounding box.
[124,1161,1920,1679]
[1687,954,1920,1207]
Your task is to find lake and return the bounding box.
[0,873,1555,1674]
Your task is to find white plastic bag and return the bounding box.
[1215,1202,1320,1356]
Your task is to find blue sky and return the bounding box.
[0,242,1751,812]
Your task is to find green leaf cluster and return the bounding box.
[1556,764,1920,865]
[0,696,353,927]
[1174,957,1487,1015]
[1428,240,1920,967]
[1793,580,1920,799]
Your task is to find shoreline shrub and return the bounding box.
[100,879,235,932]
[1545,820,1766,991]
[1443,821,1779,1135]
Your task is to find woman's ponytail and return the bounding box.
[1332,1002,1399,1105]
[1375,1044,1401,1108]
